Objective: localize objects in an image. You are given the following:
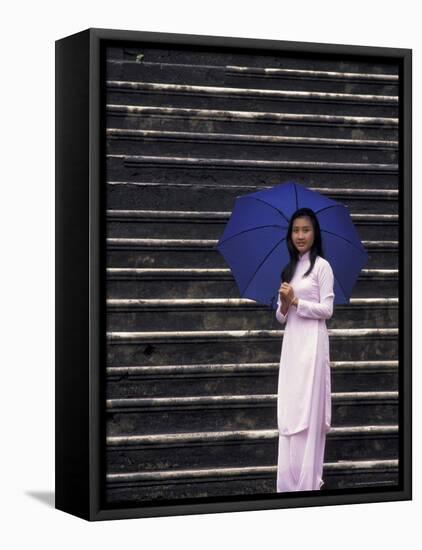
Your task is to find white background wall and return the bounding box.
[0,0,418,547]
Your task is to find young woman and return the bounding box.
[275,207,335,492]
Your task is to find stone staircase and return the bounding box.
[104,44,399,505]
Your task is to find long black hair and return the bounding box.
[281,207,325,283]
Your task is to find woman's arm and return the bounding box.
[276,294,289,324]
[295,261,335,320]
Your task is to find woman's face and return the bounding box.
[292,216,314,255]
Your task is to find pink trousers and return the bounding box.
[276,364,328,492]
[276,427,326,492]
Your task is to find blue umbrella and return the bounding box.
[215,181,368,309]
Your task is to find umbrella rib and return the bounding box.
[217,224,286,246]
[242,236,287,296]
[243,196,291,225]
[321,228,368,256]
[332,267,348,304]
[294,184,299,210]
[321,228,367,302]
[314,203,345,215]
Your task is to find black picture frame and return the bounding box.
[55,27,412,521]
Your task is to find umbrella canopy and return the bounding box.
[215,181,368,309]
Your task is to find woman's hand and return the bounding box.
[279,282,295,306]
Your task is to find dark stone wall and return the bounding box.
[104,43,399,504]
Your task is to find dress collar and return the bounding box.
[298,249,311,262]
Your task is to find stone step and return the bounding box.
[104,458,399,504]
[106,58,398,96]
[107,104,398,141]
[106,267,398,299]
[106,425,398,472]
[106,128,397,164]
[106,238,398,269]
[107,328,398,366]
[107,182,399,210]
[106,360,398,398]
[108,44,397,77]
[106,79,398,118]
[106,391,398,436]
[106,209,398,240]
[106,154,398,190]
[106,297,398,331]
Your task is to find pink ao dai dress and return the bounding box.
[275,249,335,492]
